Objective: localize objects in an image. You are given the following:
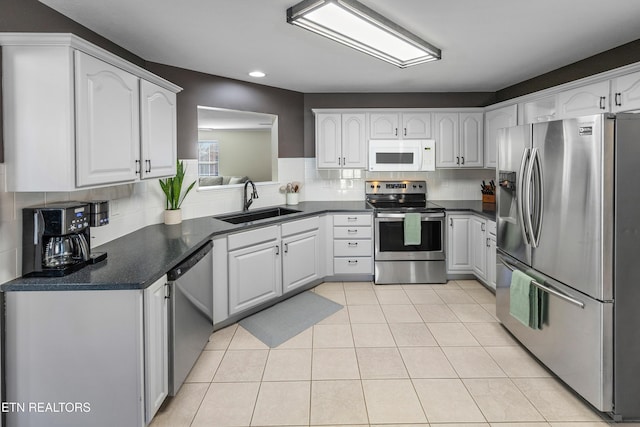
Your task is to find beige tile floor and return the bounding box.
[150,279,614,427]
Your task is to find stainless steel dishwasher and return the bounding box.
[167,241,214,396]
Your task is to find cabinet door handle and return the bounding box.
[164,283,171,299]
[456,156,460,165]
[450,218,453,227]
[275,245,280,255]
[146,159,151,173]
[599,96,606,110]
[284,243,289,253]
[135,160,141,175]
[481,223,485,231]
[404,128,407,136]
[394,128,398,136]
[486,237,490,247]
[461,156,465,165]
[343,157,346,165]
[615,92,622,107]
[348,242,358,247]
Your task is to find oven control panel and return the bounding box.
[365,180,426,195]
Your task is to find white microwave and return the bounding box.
[368,139,436,172]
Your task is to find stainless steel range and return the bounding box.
[366,180,446,284]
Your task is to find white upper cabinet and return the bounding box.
[484,104,517,168]
[140,80,177,179]
[611,70,640,112]
[341,113,367,168]
[370,113,400,139]
[434,112,459,167]
[316,113,342,168]
[0,33,181,192]
[459,112,483,167]
[75,51,140,187]
[435,112,483,168]
[370,112,431,139]
[316,112,366,169]
[557,80,610,118]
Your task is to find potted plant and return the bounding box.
[159,160,196,225]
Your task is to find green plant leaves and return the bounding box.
[159,160,196,210]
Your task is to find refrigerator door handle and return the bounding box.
[517,148,531,244]
[524,147,537,247]
[499,258,585,309]
[531,148,544,248]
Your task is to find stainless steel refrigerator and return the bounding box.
[496,113,640,421]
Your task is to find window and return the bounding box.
[198,141,219,176]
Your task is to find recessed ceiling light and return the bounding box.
[249,71,266,78]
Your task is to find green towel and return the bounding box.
[509,270,539,329]
[404,213,421,245]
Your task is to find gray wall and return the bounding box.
[146,63,305,159]
[496,39,640,102]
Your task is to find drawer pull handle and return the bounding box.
[348,242,358,247]
[348,260,359,264]
[347,229,358,233]
[499,258,585,308]
[347,217,358,221]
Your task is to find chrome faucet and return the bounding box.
[243,180,259,211]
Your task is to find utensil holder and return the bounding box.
[286,193,299,205]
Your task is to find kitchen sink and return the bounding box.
[215,207,301,224]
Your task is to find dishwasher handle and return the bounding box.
[167,241,213,281]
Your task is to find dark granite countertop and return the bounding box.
[2,201,371,292]
[431,200,496,221]
[2,199,493,292]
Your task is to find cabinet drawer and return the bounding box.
[228,225,279,250]
[281,216,319,237]
[487,220,496,236]
[333,226,372,239]
[333,214,372,226]
[334,257,372,275]
[333,239,372,257]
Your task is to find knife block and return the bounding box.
[482,194,496,204]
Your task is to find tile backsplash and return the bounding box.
[0,158,494,285]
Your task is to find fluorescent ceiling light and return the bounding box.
[287,0,441,68]
[249,70,266,78]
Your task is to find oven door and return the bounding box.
[375,212,445,261]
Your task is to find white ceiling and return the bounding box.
[39,0,640,93]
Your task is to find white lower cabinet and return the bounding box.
[487,231,497,290]
[227,217,321,316]
[446,214,472,273]
[143,275,169,424]
[470,216,488,281]
[228,230,282,315]
[447,214,496,288]
[282,230,320,293]
[332,214,374,276]
[4,288,167,427]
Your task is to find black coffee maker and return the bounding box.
[22,202,96,277]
